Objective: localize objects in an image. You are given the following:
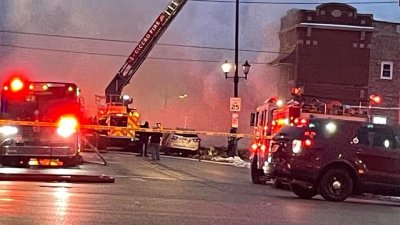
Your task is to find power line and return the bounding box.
[0,30,288,55]
[0,43,269,65]
[190,0,398,5]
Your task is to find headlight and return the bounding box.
[0,126,18,136]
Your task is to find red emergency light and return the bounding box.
[2,76,30,98]
[10,78,24,92]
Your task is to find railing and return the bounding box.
[301,102,368,117]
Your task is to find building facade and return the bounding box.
[271,3,400,124]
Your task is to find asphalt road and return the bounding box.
[0,151,400,225]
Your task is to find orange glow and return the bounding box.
[369,94,382,104]
[68,86,74,92]
[3,85,9,91]
[42,84,48,90]
[10,78,24,92]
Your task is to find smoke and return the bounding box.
[0,0,399,148]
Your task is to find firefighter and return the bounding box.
[136,121,150,157]
[149,123,163,161]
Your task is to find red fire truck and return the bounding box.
[249,95,368,184]
[0,76,84,167]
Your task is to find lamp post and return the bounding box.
[179,94,189,128]
[220,0,251,157]
[221,60,251,157]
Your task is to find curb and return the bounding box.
[0,173,115,183]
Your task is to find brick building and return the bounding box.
[270,3,400,124]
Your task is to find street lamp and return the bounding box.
[178,94,189,128]
[221,60,251,157]
[221,60,251,96]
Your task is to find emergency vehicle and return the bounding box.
[92,0,188,150]
[0,76,84,167]
[249,92,368,184]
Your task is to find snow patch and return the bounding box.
[211,156,251,168]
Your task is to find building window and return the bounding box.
[380,61,393,80]
[307,27,312,37]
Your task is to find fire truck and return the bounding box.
[93,0,188,150]
[249,93,368,184]
[0,76,84,167]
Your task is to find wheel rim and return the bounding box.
[327,174,347,196]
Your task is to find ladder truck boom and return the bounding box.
[105,0,188,100]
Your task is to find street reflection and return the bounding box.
[54,187,71,219]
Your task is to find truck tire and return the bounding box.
[251,154,265,185]
[319,168,353,202]
[291,183,318,199]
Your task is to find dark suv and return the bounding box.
[266,118,400,202]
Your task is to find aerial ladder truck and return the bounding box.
[93,0,188,150]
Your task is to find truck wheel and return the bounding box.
[251,154,265,185]
[319,168,353,202]
[291,183,318,199]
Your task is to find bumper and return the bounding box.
[1,146,77,157]
[264,158,319,184]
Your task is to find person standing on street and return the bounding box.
[136,121,150,157]
[149,123,163,161]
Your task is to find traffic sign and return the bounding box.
[230,97,241,112]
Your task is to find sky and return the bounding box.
[0,0,399,147]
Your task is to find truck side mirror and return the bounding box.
[250,113,255,126]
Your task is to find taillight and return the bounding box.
[260,144,267,152]
[304,139,312,147]
[251,143,258,151]
[294,118,308,127]
[57,115,78,138]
